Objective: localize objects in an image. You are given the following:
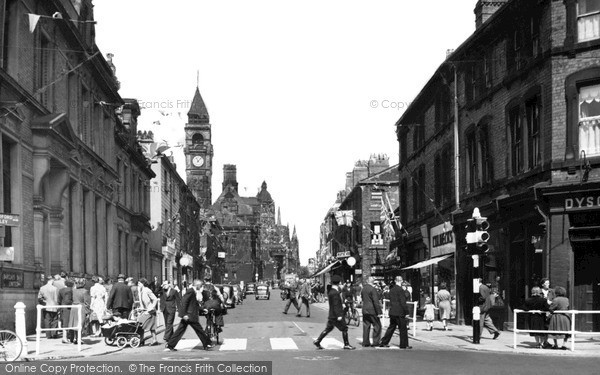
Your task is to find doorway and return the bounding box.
[574,246,600,332]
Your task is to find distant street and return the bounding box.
[63,292,598,375]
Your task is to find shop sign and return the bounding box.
[0,214,19,226]
[564,196,600,211]
[429,222,454,258]
[0,247,15,261]
[1,269,24,288]
[355,269,362,275]
[336,251,350,259]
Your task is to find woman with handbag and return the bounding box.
[138,278,159,346]
[89,276,108,337]
[68,278,91,344]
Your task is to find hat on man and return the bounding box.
[331,275,343,285]
[117,274,126,280]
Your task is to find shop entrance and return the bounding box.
[573,246,600,332]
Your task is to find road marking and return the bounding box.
[294,355,339,361]
[292,322,306,334]
[270,337,298,350]
[174,339,200,351]
[312,337,344,349]
[219,338,247,351]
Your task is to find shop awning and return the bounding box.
[401,253,454,270]
[310,260,341,278]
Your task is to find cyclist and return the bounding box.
[342,281,356,315]
[202,289,224,333]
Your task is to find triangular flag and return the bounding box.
[28,14,41,33]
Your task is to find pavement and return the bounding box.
[19,303,600,361]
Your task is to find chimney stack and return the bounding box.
[474,0,508,29]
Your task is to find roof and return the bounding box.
[188,87,209,122]
[360,164,400,184]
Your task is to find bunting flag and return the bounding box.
[28,14,41,33]
[335,210,354,227]
[385,249,397,261]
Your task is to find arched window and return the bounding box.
[192,133,204,145]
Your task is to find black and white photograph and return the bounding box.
[1,1,600,374]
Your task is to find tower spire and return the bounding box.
[277,207,282,226]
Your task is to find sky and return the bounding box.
[94,0,476,265]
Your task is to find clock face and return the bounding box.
[192,155,205,167]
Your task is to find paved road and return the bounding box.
[66,292,598,374]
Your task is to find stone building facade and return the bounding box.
[0,0,153,331]
[395,0,600,329]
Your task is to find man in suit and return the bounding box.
[160,280,180,342]
[166,279,213,351]
[106,274,134,319]
[313,275,355,350]
[478,280,500,340]
[297,278,311,317]
[57,279,74,343]
[282,277,300,315]
[379,275,412,349]
[38,278,59,338]
[361,276,382,347]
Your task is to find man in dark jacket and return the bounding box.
[361,276,382,347]
[57,279,74,343]
[106,274,134,319]
[282,277,300,315]
[159,280,180,342]
[166,280,213,351]
[379,276,412,349]
[313,275,355,350]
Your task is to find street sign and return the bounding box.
[336,251,350,259]
[0,214,19,227]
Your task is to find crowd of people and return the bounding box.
[37,272,226,350]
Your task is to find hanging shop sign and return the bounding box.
[0,214,19,226]
[429,222,454,258]
[336,251,350,259]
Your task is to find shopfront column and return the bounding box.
[71,182,84,273]
[96,196,107,277]
[106,203,117,277]
[48,207,64,275]
[84,190,97,275]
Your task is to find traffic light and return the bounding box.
[465,208,489,254]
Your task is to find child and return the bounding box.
[423,297,437,331]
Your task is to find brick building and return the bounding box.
[395,0,600,329]
[315,155,398,284]
[0,0,153,331]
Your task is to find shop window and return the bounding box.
[578,0,600,42]
[579,83,600,156]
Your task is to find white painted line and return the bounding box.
[270,337,298,350]
[174,338,200,351]
[292,322,306,334]
[219,338,247,351]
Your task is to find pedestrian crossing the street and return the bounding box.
[168,336,400,352]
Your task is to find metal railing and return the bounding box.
[36,304,83,356]
[382,299,418,337]
[513,309,600,351]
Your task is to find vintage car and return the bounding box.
[245,283,256,295]
[255,283,270,300]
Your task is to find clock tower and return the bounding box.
[184,87,213,209]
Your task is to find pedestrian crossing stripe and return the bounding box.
[219,338,247,351]
[270,337,298,350]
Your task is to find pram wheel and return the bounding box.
[116,337,128,349]
[104,337,115,346]
[130,336,141,348]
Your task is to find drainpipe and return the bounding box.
[453,65,460,210]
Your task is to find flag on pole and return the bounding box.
[335,210,354,227]
[28,14,41,33]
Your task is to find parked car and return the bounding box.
[245,283,256,295]
[255,283,270,300]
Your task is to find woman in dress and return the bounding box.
[523,286,549,349]
[547,286,570,350]
[89,276,107,337]
[68,278,91,344]
[138,278,159,346]
[435,282,452,331]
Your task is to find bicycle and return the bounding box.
[344,301,360,327]
[0,330,23,362]
[204,309,220,345]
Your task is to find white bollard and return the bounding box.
[14,302,28,355]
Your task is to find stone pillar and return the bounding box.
[48,207,64,275]
[84,190,97,275]
[33,199,47,269]
[71,182,84,273]
[106,203,117,277]
[96,197,107,277]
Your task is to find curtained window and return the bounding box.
[579,83,600,156]
[578,0,600,42]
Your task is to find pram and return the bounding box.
[101,319,144,348]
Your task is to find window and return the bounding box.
[400,178,407,225]
[399,131,408,164]
[413,116,425,151]
[579,83,600,156]
[466,129,478,191]
[526,97,541,168]
[434,153,442,204]
[1,139,13,246]
[484,52,493,89]
[412,165,426,219]
[578,0,600,42]
[435,88,452,130]
[82,86,90,142]
[192,133,204,145]
[38,34,53,108]
[477,127,492,184]
[531,16,541,58]
[435,145,454,204]
[509,107,523,175]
